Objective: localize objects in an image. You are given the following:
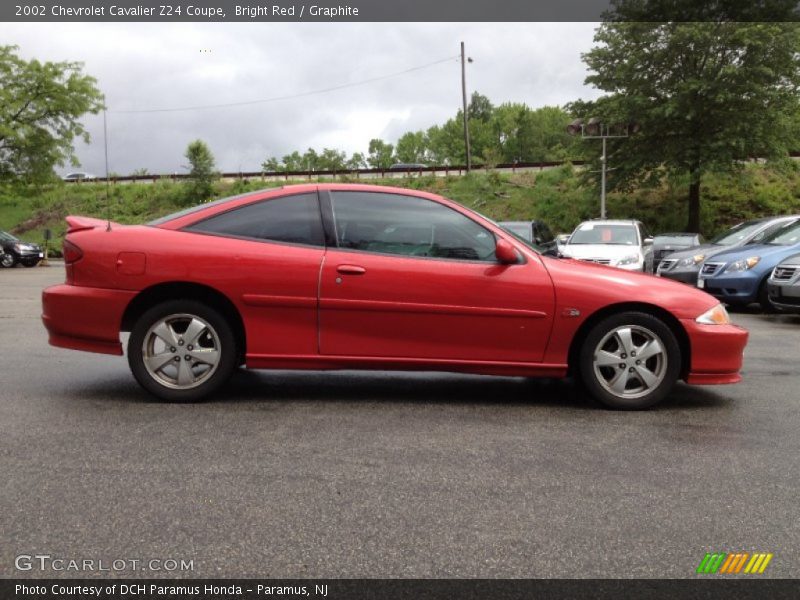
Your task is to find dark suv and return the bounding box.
[0,230,43,268]
[499,220,558,256]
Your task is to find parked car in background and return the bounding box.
[62,172,96,181]
[499,220,558,256]
[0,230,43,268]
[652,232,704,271]
[389,163,427,171]
[698,217,800,310]
[555,233,571,249]
[657,216,798,284]
[41,184,748,410]
[767,253,800,313]
[560,219,654,272]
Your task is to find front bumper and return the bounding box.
[615,260,644,271]
[681,319,748,385]
[657,266,700,284]
[42,284,135,355]
[767,278,800,313]
[698,271,762,305]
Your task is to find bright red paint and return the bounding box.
[41,183,747,388]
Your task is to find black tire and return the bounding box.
[128,300,237,402]
[0,253,17,268]
[757,279,777,313]
[578,311,681,410]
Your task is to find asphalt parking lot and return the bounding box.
[1,266,799,579]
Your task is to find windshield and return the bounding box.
[763,220,800,245]
[568,223,638,245]
[710,220,767,245]
[0,231,18,242]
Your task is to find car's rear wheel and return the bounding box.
[128,300,237,402]
[578,311,681,410]
[0,253,17,268]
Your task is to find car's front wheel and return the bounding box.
[578,311,681,410]
[128,300,237,402]
[0,253,17,268]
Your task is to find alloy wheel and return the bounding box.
[142,313,221,390]
[592,325,667,400]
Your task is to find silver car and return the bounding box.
[767,253,800,313]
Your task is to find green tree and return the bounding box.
[367,138,395,169]
[426,119,466,165]
[184,139,217,202]
[395,131,428,163]
[281,151,303,171]
[0,45,103,185]
[261,157,281,172]
[468,92,494,122]
[318,147,347,171]
[581,4,800,231]
[347,152,366,170]
[301,148,320,171]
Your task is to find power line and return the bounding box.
[110,55,459,114]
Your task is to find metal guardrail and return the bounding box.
[63,159,589,184]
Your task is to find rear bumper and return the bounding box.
[681,319,748,385]
[42,284,135,355]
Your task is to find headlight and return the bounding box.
[617,254,640,266]
[725,256,760,272]
[677,254,705,267]
[696,304,731,325]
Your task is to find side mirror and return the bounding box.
[495,239,519,264]
[644,237,654,246]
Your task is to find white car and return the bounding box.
[561,219,655,272]
[62,171,96,181]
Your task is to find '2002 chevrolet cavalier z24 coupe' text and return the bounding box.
[42,184,748,410]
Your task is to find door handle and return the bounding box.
[337,264,366,275]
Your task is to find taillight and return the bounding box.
[63,239,83,285]
[63,240,83,264]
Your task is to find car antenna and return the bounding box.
[103,105,112,232]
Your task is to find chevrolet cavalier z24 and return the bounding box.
[41,184,748,409]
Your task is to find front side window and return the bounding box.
[330,191,497,261]
[185,193,324,246]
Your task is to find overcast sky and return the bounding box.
[6,22,602,175]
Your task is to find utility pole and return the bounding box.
[460,41,471,172]
[600,136,607,219]
[567,119,633,220]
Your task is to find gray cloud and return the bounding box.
[5,22,601,175]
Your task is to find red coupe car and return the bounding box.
[42,184,748,409]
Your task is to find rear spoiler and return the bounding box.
[65,216,119,233]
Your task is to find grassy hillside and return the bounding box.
[3,163,800,255]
